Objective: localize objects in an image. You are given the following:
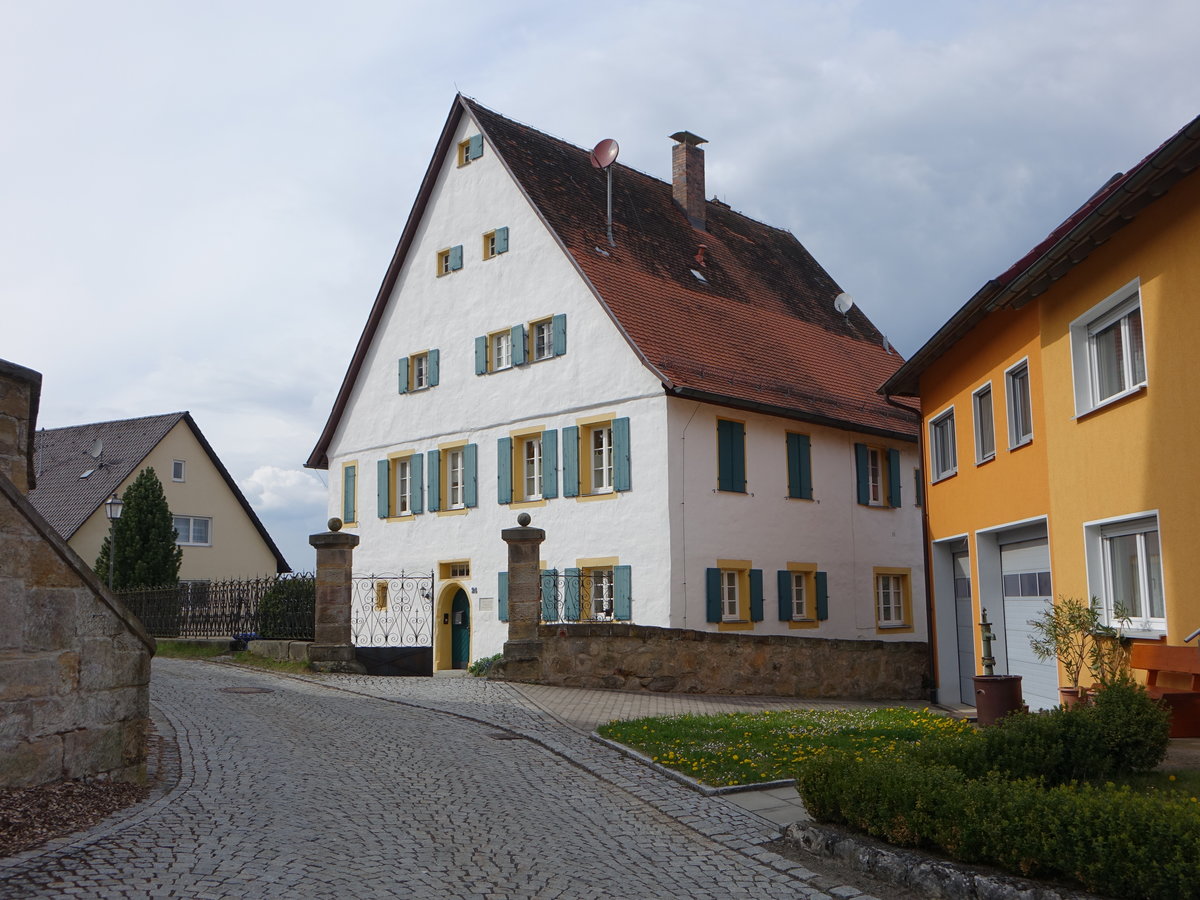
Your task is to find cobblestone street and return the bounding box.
[0,660,893,899]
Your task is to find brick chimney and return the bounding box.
[670,131,708,231]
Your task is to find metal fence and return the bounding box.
[119,574,315,641]
[539,569,625,623]
[351,573,435,647]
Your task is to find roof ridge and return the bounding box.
[38,411,187,433]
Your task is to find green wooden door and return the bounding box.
[451,589,470,670]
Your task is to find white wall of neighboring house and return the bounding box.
[666,399,926,640]
[72,422,283,581]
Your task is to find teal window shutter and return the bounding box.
[411,453,424,515]
[464,443,478,508]
[540,569,558,622]
[749,569,764,622]
[426,449,440,512]
[613,417,631,491]
[342,465,356,523]
[541,429,558,499]
[777,570,792,621]
[377,459,390,518]
[449,244,463,271]
[705,568,722,623]
[564,568,581,621]
[614,566,632,620]
[562,426,580,497]
[498,572,509,622]
[494,226,508,253]
[475,336,488,375]
[398,357,409,394]
[887,448,902,508]
[787,433,812,499]
[816,571,829,620]
[428,349,440,387]
[468,134,483,159]
[552,314,567,356]
[497,437,513,504]
[510,324,526,366]
[854,443,870,505]
[717,420,746,492]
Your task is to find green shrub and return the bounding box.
[1089,680,1170,774]
[258,576,316,639]
[467,652,502,677]
[795,749,1200,899]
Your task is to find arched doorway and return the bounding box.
[451,589,470,670]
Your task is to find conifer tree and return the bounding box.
[94,467,183,590]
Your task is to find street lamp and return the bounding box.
[104,492,123,590]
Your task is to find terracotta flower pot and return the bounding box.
[1059,687,1086,708]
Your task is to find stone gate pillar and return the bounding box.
[499,512,545,681]
[308,517,366,674]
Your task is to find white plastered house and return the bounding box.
[307,96,927,672]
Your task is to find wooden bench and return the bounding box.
[1130,643,1200,738]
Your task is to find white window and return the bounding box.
[447,449,464,509]
[876,573,906,626]
[867,447,884,505]
[491,331,512,371]
[590,568,614,619]
[1006,360,1033,448]
[412,353,429,390]
[1088,515,1165,632]
[171,460,185,482]
[720,570,739,621]
[590,425,613,493]
[929,409,957,482]
[173,515,212,546]
[791,572,808,620]
[395,458,411,515]
[533,320,554,361]
[1070,282,1147,415]
[972,384,994,463]
[523,436,542,501]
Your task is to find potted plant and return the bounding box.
[1028,596,1101,706]
[1087,602,1134,691]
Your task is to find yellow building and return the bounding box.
[884,114,1200,709]
[29,412,289,583]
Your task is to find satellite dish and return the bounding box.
[590,139,619,169]
[88,438,104,459]
[834,293,855,315]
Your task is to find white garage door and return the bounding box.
[1000,539,1057,712]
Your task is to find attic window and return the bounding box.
[457,134,484,166]
[593,246,610,257]
[80,469,94,479]
[690,268,708,283]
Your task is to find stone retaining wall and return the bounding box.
[500,623,929,700]
[0,359,155,789]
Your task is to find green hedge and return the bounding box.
[796,751,1200,899]
[794,686,1186,899]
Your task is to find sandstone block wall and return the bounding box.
[502,623,929,701]
[0,359,155,789]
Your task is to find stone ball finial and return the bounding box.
[517,512,531,527]
[328,517,343,532]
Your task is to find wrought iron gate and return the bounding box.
[351,572,435,675]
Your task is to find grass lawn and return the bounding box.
[597,707,970,787]
[155,641,315,675]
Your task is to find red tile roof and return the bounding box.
[307,97,917,469]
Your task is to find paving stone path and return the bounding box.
[0,660,888,899]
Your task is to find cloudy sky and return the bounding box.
[4,1,1199,571]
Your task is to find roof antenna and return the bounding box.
[590,139,619,247]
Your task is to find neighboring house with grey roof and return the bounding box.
[307,96,925,671]
[30,412,289,583]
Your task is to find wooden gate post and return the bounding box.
[498,512,545,681]
[308,517,367,673]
